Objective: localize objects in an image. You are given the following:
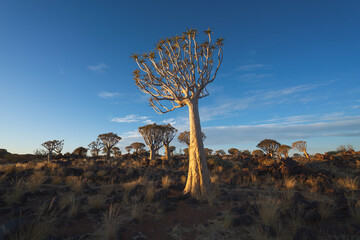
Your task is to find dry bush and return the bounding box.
[97,170,108,177]
[126,195,145,221]
[87,194,106,210]
[318,200,335,221]
[51,176,63,185]
[337,176,359,191]
[161,175,172,189]
[26,171,45,192]
[83,171,94,178]
[289,204,307,230]
[258,195,281,226]
[4,179,26,204]
[2,164,16,174]
[94,204,124,240]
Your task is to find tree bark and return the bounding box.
[48,151,52,162]
[164,144,170,161]
[184,99,212,200]
[106,149,111,161]
[303,151,309,159]
[149,146,155,161]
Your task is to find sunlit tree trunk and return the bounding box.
[164,144,170,161]
[184,100,212,200]
[149,146,155,161]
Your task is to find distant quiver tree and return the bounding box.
[88,138,103,157]
[132,28,223,200]
[160,124,177,161]
[256,139,280,158]
[130,142,145,154]
[292,141,309,159]
[139,123,164,161]
[42,140,63,161]
[98,133,121,161]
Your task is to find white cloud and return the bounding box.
[238,73,272,82]
[111,114,150,123]
[163,118,177,125]
[98,91,119,98]
[88,63,109,73]
[236,64,270,71]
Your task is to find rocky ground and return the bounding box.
[0,151,360,240]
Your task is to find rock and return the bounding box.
[293,227,317,240]
[280,158,303,176]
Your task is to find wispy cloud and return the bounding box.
[236,64,270,71]
[203,115,360,146]
[111,114,150,123]
[200,83,322,121]
[98,91,119,98]
[238,73,272,82]
[88,63,109,73]
[163,118,177,125]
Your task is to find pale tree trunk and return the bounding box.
[149,146,155,161]
[164,144,170,161]
[303,151,309,159]
[184,99,212,200]
[48,151,52,162]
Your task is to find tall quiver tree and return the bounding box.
[88,138,103,157]
[138,123,164,161]
[132,28,223,200]
[160,124,177,161]
[98,133,121,161]
[256,139,280,158]
[42,140,62,162]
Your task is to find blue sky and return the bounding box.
[0,0,359,155]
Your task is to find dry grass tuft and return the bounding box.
[94,204,124,240]
[66,176,85,193]
[284,176,297,189]
[4,179,26,204]
[26,171,46,192]
[145,181,156,203]
[122,176,147,192]
[337,176,359,191]
[258,195,281,226]
[318,200,335,220]
[161,175,172,189]
[87,194,106,210]
[349,200,360,224]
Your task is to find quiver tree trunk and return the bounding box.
[106,150,111,161]
[184,100,212,200]
[303,151,309,159]
[48,152,52,162]
[164,144,170,161]
[149,146,155,161]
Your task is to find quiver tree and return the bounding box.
[130,142,145,154]
[42,140,62,161]
[132,28,223,200]
[204,148,213,156]
[215,149,226,156]
[112,147,121,157]
[277,145,291,158]
[54,140,64,156]
[292,141,309,159]
[125,146,132,154]
[256,139,280,158]
[178,130,206,146]
[88,138,102,157]
[252,149,265,157]
[160,124,177,161]
[72,147,88,158]
[228,148,240,156]
[138,123,164,161]
[98,133,121,161]
[169,146,176,156]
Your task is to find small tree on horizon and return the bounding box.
[278,145,291,158]
[228,148,240,156]
[88,138,102,157]
[42,140,63,161]
[160,124,177,161]
[257,139,280,158]
[54,140,64,156]
[139,123,164,161]
[112,147,121,157]
[178,131,206,146]
[292,141,309,159]
[125,146,132,154]
[98,132,121,161]
[130,142,145,154]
